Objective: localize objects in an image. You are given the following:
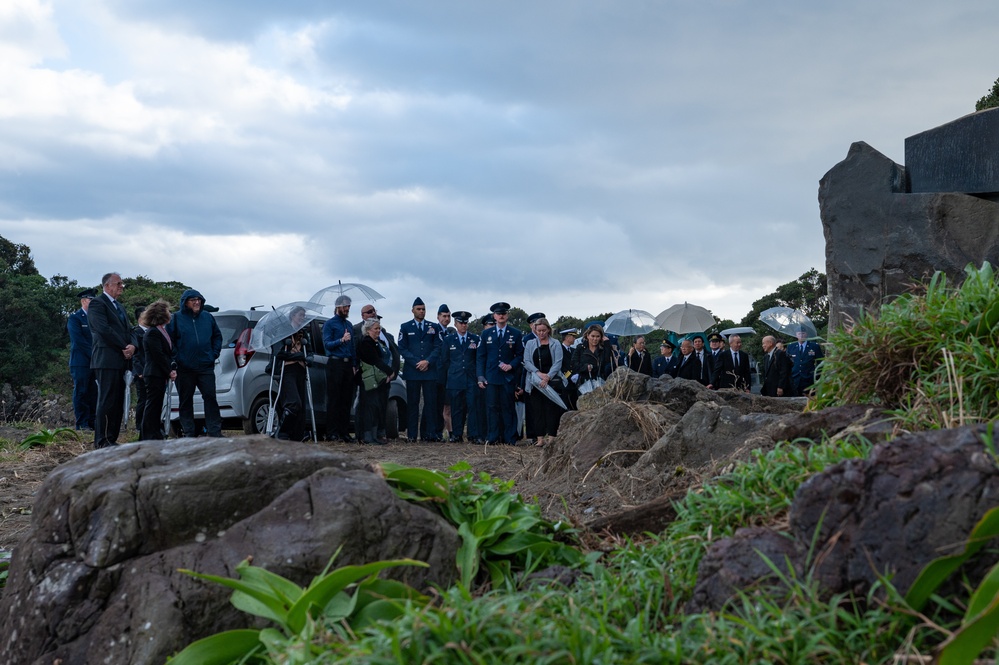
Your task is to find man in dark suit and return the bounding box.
[89,273,136,448]
[675,339,701,381]
[692,334,710,385]
[476,302,524,444]
[68,288,98,430]
[714,334,752,391]
[760,335,792,397]
[398,297,441,441]
[787,327,824,396]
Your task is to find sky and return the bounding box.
[2,0,997,329]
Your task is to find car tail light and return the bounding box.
[234,328,255,368]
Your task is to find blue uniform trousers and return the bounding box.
[486,381,518,443]
[448,385,481,441]
[406,378,438,440]
[71,365,98,429]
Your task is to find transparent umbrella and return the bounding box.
[759,306,818,339]
[655,302,717,334]
[250,301,325,439]
[528,374,568,410]
[603,309,660,337]
[310,281,384,315]
[250,301,325,351]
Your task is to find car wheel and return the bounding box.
[243,395,277,435]
[386,398,401,439]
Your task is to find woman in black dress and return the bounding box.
[522,318,565,446]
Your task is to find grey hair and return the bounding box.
[362,317,381,334]
[101,272,121,287]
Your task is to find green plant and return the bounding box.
[905,505,999,664]
[0,550,10,591]
[813,263,999,429]
[382,462,584,590]
[169,555,429,665]
[16,427,79,451]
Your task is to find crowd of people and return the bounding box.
[67,275,824,449]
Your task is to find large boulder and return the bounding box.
[819,138,999,332]
[0,437,459,665]
[687,424,999,611]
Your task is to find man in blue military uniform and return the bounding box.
[399,297,441,441]
[68,288,98,430]
[652,340,678,379]
[476,302,524,444]
[786,327,824,396]
[442,311,480,443]
[321,294,356,442]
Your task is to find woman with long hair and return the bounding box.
[571,323,616,395]
[139,300,176,441]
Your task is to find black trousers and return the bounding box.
[528,389,563,437]
[93,368,125,448]
[141,376,169,441]
[325,358,355,439]
[278,364,307,441]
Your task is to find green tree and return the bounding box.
[976,77,999,111]
[0,241,80,393]
[119,275,190,324]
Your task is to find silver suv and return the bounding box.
[169,308,407,438]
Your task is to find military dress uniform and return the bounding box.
[67,289,98,430]
[442,319,481,442]
[476,305,524,444]
[787,339,824,396]
[399,307,442,441]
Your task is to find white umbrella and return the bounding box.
[759,307,818,339]
[249,301,324,351]
[310,281,384,315]
[603,309,659,337]
[655,302,716,334]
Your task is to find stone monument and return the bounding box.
[819,107,999,331]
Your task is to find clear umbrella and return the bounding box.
[759,306,818,339]
[528,374,568,410]
[655,302,717,334]
[250,301,324,351]
[603,309,660,337]
[310,281,385,315]
[250,302,325,439]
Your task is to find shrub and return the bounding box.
[813,262,999,429]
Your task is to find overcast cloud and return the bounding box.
[2,0,997,328]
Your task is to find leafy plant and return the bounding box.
[16,427,78,451]
[813,262,999,429]
[382,462,584,590]
[0,550,10,591]
[905,505,999,663]
[169,555,429,665]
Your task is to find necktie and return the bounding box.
[733,351,739,365]
[460,336,465,345]
[800,343,805,353]
[114,301,126,325]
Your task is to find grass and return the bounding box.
[278,434,942,664]
[813,262,999,430]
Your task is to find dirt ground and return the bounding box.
[0,430,555,553]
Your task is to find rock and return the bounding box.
[686,424,999,611]
[820,140,999,332]
[790,424,999,597]
[905,107,999,196]
[584,488,686,535]
[686,527,806,613]
[635,401,787,472]
[545,400,680,478]
[0,437,459,665]
[772,404,895,444]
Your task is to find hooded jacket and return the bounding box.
[167,289,223,372]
